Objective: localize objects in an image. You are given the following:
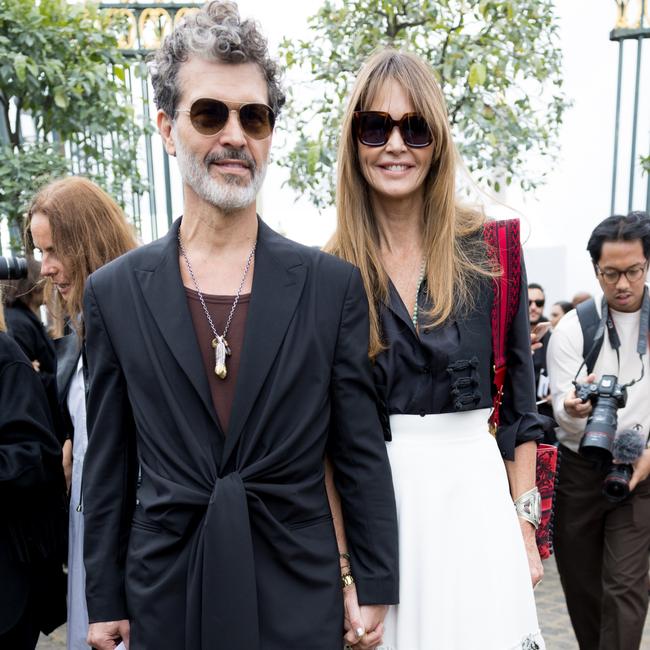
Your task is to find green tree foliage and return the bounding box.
[0,0,145,249]
[278,0,570,209]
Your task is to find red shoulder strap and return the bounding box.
[484,218,521,431]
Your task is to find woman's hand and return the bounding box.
[343,583,366,646]
[519,519,544,588]
[62,438,72,493]
[343,584,387,649]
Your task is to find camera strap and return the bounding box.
[574,287,650,384]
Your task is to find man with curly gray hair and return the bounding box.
[81,3,399,650]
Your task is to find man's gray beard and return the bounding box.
[174,137,267,212]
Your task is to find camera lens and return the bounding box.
[0,256,28,280]
[602,464,632,502]
[579,396,621,464]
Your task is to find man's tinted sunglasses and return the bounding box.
[176,98,275,140]
[353,111,433,148]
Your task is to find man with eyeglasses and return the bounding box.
[80,3,398,650]
[547,211,650,650]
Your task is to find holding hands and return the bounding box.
[343,582,388,649]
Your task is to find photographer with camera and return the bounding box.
[547,211,650,650]
[3,257,63,444]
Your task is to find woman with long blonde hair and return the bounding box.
[26,176,137,650]
[329,50,545,649]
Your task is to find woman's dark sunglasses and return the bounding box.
[176,98,275,140]
[353,111,433,148]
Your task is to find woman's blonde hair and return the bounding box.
[327,49,493,358]
[26,176,137,337]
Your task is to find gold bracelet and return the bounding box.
[341,572,355,589]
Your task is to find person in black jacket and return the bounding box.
[4,257,55,377]
[4,258,64,447]
[78,5,398,649]
[0,295,67,649]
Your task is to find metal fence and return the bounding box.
[610,1,650,214]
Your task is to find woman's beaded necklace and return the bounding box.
[411,258,426,329]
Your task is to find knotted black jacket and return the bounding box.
[82,218,399,650]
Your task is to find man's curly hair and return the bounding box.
[149,1,286,118]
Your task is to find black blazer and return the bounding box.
[0,332,67,636]
[82,218,399,650]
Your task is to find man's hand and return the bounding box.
[530,332,543,353]
[530,322,551,353]
[31,359,41,372]
[87,620,130,650]
[629,448,650,492]
[343,584,388,649]
[563,373,597,419]
[519,519,544,588]
[357,605,388,649]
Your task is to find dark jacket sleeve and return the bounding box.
[82,276,137,623]
[327,268,399,605]
[0,350,61,491]
[496,259,548,460]
[0,336,67,564]
[6,307,65,444]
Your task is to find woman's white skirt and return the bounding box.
[378,410,544,650]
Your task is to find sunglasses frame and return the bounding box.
[353,110,433,148]
[175,97,275,140]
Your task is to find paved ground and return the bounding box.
[531,555,650,649]
[37,555,650,649]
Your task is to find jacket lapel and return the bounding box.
[135,219,222,435]
[54,332,81,405]
[222,220,306,466]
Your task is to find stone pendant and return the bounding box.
[212,336,231,379]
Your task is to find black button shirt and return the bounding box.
[373,268,545,460]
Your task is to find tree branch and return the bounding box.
[11,99,22,148]
[0,92,12,147]
[437,12,464,87]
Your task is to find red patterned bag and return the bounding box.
[484,218,557,560]
[534,444,558,559]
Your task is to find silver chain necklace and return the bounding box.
[178,230,256,380]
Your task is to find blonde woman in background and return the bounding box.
[328,50,546,650]
[26,176,137,650]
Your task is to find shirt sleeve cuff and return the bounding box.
[497,412,551,460]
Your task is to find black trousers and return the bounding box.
[0,602,40,650]
[554,444,650,650]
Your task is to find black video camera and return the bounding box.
[0,256,28,280]
[575,374,628,465]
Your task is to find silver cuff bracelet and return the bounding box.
[514,486,541,529]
